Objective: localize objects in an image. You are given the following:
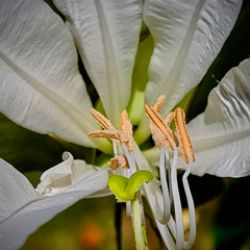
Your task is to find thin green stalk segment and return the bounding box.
[134,114,151,145]
[131,193,149,250]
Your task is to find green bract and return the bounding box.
[108,170,153,202]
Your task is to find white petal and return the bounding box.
[0,159,40,223]
[0,158,108,250]
[37,152,108,195]
[187,58,250,177]
[53,0,143,125]
[0,0,98,147]
[144,0,242,114]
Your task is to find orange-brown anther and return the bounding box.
[88,130,121,141]
[108,155,128,170]
[120,110,134,151]
[164,111,175,126]
[153,95,166,112]
[90,109,114,130]
[145,104,177,150]
[175,107,195,164]
[149,124,170,149]
[89,109,134,150]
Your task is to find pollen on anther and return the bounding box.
[109,155,128,170]
[88,129,121,141]
[120,110,134,152]
[90,108,114,130]
[145,104,177,150]
[153,95,166,112]
[175,107,195,164]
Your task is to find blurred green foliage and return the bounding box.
[214,177,250,250]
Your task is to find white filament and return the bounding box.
[167,147,196,250]
[182,162,196,249]
[158,148,171,223]
[112,141,119,155]
[171,147,185,250]
[122,143,137,174]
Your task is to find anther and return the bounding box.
[153,95,166,112]
[88,129,121,141]
[89,109,134,150]
[145,105,177,150]
[120,110,134,152]
[90,108,114,130]
[174,108,195,164]
[109,155,128,170]
[164,111,175,127]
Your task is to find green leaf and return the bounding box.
[0,113,62,172]
[0,113,98,173]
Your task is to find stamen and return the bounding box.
[120,111,134,152]
[109,155,128,170]
[171,147,185,250]
[90,108,114,130]
[175,108,195,164]
[158,148,171,223]
[88,129,121,141]
[182,162,196,249]
[149,123,170,149]
[112,141,119,156]
[164,111,175,127]
[164,150,173,204]
[145,104,177,150]
[145,97,196,249]
[153,95,166,112]
[121,143,137,174]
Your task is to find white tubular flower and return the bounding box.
[0,0,249,249]
[0,153,108,250]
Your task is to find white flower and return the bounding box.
[0,0,249,249]
[0,152,108,250]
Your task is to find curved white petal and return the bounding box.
[144,0,242,114]
[0,0,98,147]
[0,160,40,223]
[53,0,143,125]
[0,156,108,250]
[187,58,250,177]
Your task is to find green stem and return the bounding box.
[134,114,151,145]
[131,193,148,250]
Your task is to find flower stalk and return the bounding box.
[131,193,149,250]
